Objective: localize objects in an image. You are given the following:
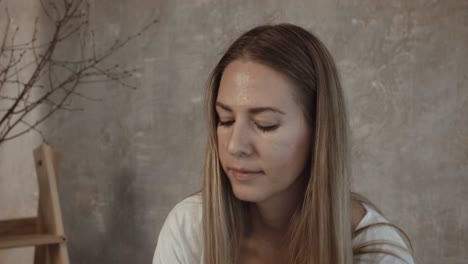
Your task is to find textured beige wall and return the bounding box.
[1,0,467,263]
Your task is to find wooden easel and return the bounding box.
[0,144,70,264]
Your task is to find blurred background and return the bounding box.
[0,0,467,263]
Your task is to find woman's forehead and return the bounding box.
[217,60,298,111]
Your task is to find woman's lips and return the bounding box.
[229,168,263,181]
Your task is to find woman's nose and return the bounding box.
[227,121,253,158]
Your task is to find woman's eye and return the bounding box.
[218,120,234,127]
[256,124,279,132]
[217,119,278,132]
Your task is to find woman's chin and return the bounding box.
[231,185,267,203]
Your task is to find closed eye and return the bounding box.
[257,124,278,132]
[217,120,278,132]
[218,120,234,127]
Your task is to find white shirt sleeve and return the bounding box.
[152,196,203,264]
[354,249,414,264]
[352,203,415,264]
[152,208,184,264]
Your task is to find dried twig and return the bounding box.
[0,0,158,146]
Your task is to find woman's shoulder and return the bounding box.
[161,193,203,238]
[352,202,414,263]
[171,193,203,215]
[153,194,203,264]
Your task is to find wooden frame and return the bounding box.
[0,144,70,264]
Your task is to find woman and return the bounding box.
[153,23,414,264]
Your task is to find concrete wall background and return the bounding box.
[1,0,467,263]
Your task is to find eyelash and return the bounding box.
[217,120,278,132]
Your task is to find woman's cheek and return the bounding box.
[263,138,296,167]
[263,129,309,174]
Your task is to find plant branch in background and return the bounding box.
[0,0,158,146]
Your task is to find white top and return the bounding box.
[153,195,414,264]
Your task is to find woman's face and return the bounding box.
[216,59,312,203]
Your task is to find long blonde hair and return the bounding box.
[202,23,413,264]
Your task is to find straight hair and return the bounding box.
[202,23,413,264]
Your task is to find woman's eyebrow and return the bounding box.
[215,101,285,115]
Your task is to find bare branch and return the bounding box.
[3,119,47,143]
[2,75,81,142]
[31,17,40,65]
[0,0,158,145]
[40,0,56,22]
[0,8,65,127]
